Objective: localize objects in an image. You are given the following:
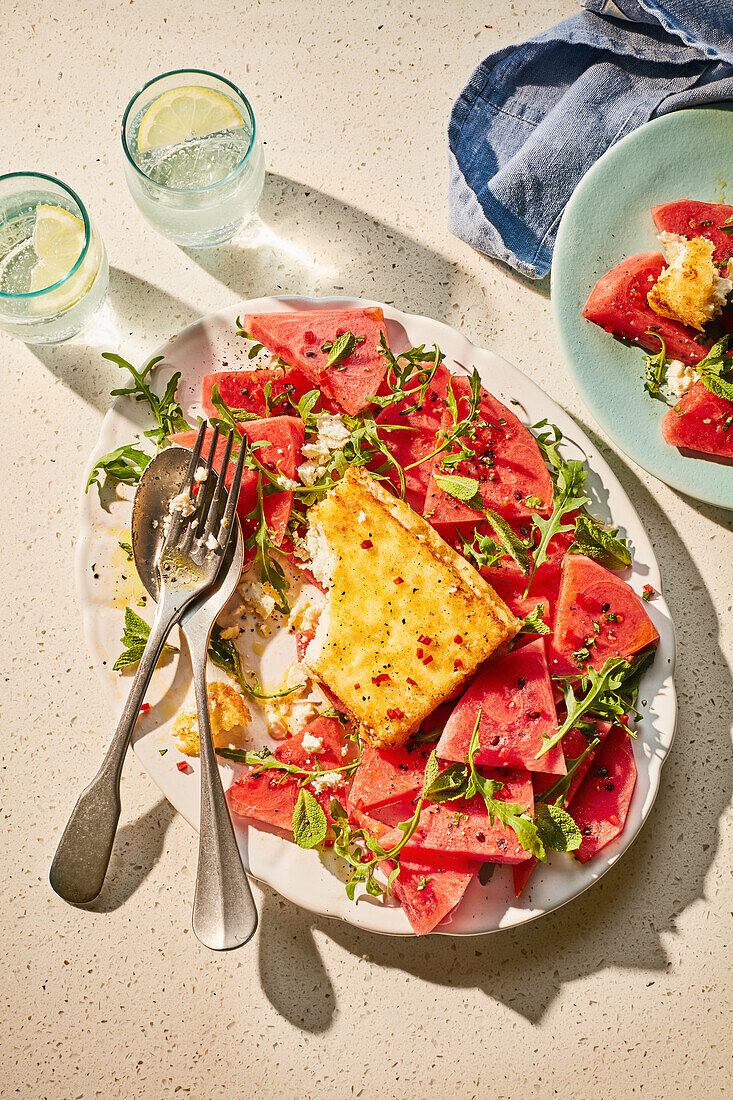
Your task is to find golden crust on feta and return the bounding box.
[648,233,732,331]
[174,681,251,756]
[304,467,520,748]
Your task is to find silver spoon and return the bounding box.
[50,424,238,906]
[132,445,258,950]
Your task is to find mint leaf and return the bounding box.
[324,331,364,369]
[535,801,582,853]
[424,762,469,803]
[114,606,175,671]
[570,514,631,570]
[484,508,531,575]
[701,372,733,404]
[433,473,482,506]
[292,788,328,849]
[515,603,550,639]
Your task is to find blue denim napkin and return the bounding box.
[448,1,733,279]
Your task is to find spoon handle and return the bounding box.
[186,621,258,950]
[49,602,177,905]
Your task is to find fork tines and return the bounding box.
[164,421,246,556]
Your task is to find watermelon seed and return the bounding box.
[490,735,500,746]
[583,826,592,836]
[604,782,615,791]
[602,602,610,612]
[597,767,609,776]
[517,677,526,688]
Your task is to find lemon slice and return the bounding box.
[30,204,86,293]
[136,86,243,153]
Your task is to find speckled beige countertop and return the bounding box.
[1,1,731,1097]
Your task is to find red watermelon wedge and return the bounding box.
[662,379,733,458]
[437,638,566,775]
[424,378,553,524]
[568,725,637,863]
[171,416,304,545]
[243,308,389,416]
[348,742,437,813]
[375,364,450,506]
[582,252,708,366]
[202,366,313,420]
[512,721,611,897]
[354,766,534,864]
[380,855,479,935]
[652,200,733,264]
[226,716,346,831]
[547,554,659,678]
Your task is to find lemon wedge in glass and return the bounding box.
[30,204,86,293]
[136,86,243,153]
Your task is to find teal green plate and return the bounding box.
[552,107,733,509]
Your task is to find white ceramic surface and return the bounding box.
[77,296,677,936]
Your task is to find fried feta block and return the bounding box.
[648,232,732,331]
[174,681,251,756]
[303,467,520,748]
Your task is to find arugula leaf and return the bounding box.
[719,216,733,237]
[208,383,252,432]
[642,331,669,398]
[524,458,589,595]
[570,514,631,570]
[292,788,328,849]
[536,655,641,759]
[534,801,582,853]
[208,625,297,700]
[113,606,175,671]
[104,352,192,449]
[86,445,152,492]
[484,508,531,575]
[406,368,482,472]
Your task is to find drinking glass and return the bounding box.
[122,69,265,247]
[0,173,108,344]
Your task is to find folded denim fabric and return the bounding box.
[448,2,733,278]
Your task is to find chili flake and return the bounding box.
[139,702,151,713]
[453,634,463,644]
[642,584,655,601]
[393,576,404,584]
[422,655,434,666]
[418,635,433,646]
[454,658,463,670]
[372,673,391,685]
[387,708,405,721]
[176,761,190,773]
[360,539,373,549]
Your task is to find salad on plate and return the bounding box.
[583,199,733,461]
[86,305,662,935]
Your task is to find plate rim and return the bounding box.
[76,294,677,936]
[551,106,733,510]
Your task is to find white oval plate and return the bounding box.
[77,297,676,936]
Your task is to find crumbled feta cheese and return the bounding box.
[297,412,351,485]
[286,700,320,733]
[288,594,323,636]
[277,474,300,491]
[168,490,196,517]
[239,579,277,621]
[289,530,310,562]
[205,532,219,551]
[304,521,335,589]
[194,465,208,483]
[301,731,324,754]
[357,511,367,523]
[311,771,341,794]
[667,359,698,399]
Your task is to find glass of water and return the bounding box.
[122,69,265,248]
[0,172,108,344]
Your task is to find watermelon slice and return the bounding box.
[202,367,313,421]
[437,638,566,775]
[375,364,450,507]
[348,742,437,812]
[381,855,479,935]
[651,200,733,264]
[582,252,708,366]
[424,378,553,523]
[226,716,346,831]
[547,554,659,678]
[354,766,534,864]
[568,725,637,863]
[512,721,611,897]
[661,379,733,458]
[243,308,389,416]
[170,416,304,545]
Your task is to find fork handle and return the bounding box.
[187,625,258,950]
[49,605,176,905]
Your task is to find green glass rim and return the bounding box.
[121,68,257,194]
[0,171,92,300]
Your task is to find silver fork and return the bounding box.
[50,422,246,907]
